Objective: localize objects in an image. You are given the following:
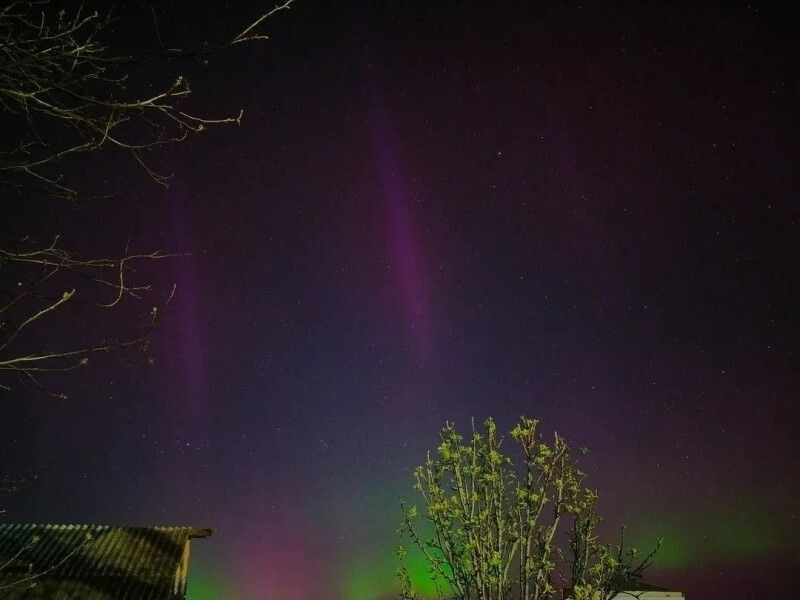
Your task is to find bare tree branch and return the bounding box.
[0,1,295,199]
[1,1,296,395]
[0,235,178,396]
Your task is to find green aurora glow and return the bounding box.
[629,509,781,569]
[186,563,234,600]
[338,505,784,599]
[341,542,445,600]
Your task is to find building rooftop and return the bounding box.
[0,523,211,599]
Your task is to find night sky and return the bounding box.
[1,2,799,599]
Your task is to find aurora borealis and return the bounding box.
[1,2,798,599]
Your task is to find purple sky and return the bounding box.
[1,3,798,598]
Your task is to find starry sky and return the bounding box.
[1,2,798,599]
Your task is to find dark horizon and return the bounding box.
[1,2,798,598]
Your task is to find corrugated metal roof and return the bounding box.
[0,524,211,599]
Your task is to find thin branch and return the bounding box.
[0,288,74,351]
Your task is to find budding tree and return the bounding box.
[396,417,660,600]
